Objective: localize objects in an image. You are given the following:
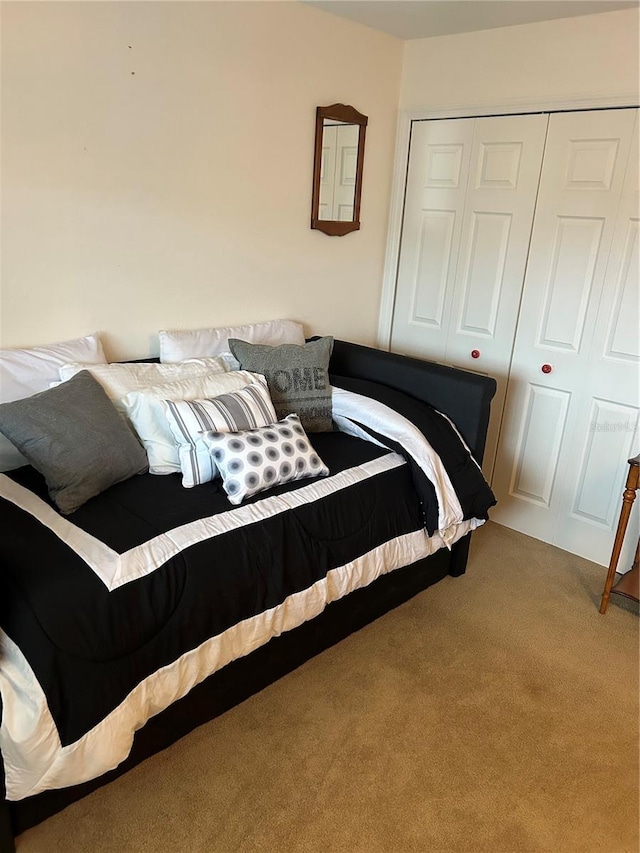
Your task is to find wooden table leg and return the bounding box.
[600,459,639,614]
[611,538,640,602]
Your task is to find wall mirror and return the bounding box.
[311,104,368,236]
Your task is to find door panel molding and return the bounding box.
[536,216,604,352]
[457,211,512,338]
[509,383,572,507]
[564,138,621,190]
[425,144,464,188]
[476,142,523,189]
[604,218,640,362]
[409,209,456,327]
[571,398,639,527]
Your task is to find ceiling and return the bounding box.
[302,0,638,40]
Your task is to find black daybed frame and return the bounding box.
[0,340,496,851]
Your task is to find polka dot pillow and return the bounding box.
[200,414,329,505]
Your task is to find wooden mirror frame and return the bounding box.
[311,104,368,236]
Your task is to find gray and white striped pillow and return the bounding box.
[161,378,277,487]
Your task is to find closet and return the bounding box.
[390,107,639,568]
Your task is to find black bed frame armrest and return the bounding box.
[329,340,497,464]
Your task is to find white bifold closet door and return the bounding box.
[390,114,549,479]
[491,108,639,569]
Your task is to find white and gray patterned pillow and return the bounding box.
[201,414,329,505]
[161,379,277,488]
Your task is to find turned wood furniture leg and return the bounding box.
[610,538,640,602]
[600,456,640,614]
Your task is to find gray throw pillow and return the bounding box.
[0,370,148,514]
[228,336,334,432]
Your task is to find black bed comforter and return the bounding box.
[1,432,418,745]
[0,378,495,800]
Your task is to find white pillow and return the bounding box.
[58,355,236,413]
[201,414,329,505]
[121,370,263,474]
[161,379,277,488]
[0,332,105,471]
[158,319,305,363]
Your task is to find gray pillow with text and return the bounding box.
[229,336,334,432]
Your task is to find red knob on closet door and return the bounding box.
[471,349,480,359]
[541,363,553,374]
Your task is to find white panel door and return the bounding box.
[391,118,475,363]
[440,115,548,478]
[391,114,548,476]
[492,108,639,568]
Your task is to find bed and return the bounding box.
[0,337,496,852]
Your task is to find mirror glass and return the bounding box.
[318,120,359,222]
[311,104,368,237]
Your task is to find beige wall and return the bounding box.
[401,8,639,111]
[4,5,637,362]
[0,2,402,360]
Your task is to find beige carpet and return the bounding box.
[16,522,639,853]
